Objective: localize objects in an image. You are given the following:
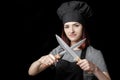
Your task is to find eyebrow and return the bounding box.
[65,23,79,26]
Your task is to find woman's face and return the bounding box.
[64,22,83,42]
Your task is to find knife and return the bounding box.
[55,34,86,61]
[58,36,86,56]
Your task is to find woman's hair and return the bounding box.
[61,23,90,50]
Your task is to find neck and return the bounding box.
[70,41,76,46]
[70,41,81,50]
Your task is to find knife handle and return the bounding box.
[75,57,81,62]
[54,54,61,60]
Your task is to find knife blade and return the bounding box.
[59,36,86,56]
[55,34,86,61]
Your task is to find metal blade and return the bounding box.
[55,34,85,61]
[71,38,86,49]
[59,37,86,56]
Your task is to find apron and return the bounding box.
[54,47,87,80]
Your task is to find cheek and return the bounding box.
[76,29,83,37]
[78,30,82,34]
[64,29,68,34]
[76,28,82,34]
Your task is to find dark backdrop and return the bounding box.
[15,0,119,80]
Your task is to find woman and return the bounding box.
[28,1,111,80]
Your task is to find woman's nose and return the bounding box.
[69,27,74,33]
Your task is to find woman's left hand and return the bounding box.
[76,59,97,73]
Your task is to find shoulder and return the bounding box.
[50,46,64,55]
[87,45,102,54]
[86,45,103,60]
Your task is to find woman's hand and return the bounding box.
[38,54,57,66]
[76,59,97,73]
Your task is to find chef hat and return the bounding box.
[57,1,93,24]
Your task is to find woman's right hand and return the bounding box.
[28,54,60,76]
[38,54,58,66]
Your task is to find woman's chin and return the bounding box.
[69,39,77,42]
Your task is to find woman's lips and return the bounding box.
[69,34,76,38]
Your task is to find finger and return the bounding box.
[39,57,46,63]
[82,65,90,71]
[80,61,88,68]
[76,59,86,65]
[54,54,61,59]
[49,54,56,60]
[74,57,81,62]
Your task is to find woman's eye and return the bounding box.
[64,26,69,28]
[74,24,79,27]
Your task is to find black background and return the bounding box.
[14,0,119,80]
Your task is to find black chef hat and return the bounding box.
[57,1,93,24]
